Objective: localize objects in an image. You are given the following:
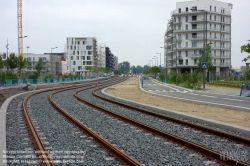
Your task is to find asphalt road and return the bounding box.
[141,78,250,111]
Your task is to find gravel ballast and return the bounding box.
[82,87,250,163]
[27,91,120,166]
[53,88,221,165]
[6,93,41,166]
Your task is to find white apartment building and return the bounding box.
[97,43,106,68]
[66,37,98,76]
[165,0,232,78]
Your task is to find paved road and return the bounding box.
[141,78,250,111]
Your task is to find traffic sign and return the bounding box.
[202,62,207,69]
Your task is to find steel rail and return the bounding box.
[75,85,250,166]
[93,87,250,147]
[49,78,142,166]
[21,79,111,165]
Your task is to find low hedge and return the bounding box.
[207,82,242,88]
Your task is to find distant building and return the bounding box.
[97,43,106,68]
[164,0,233,78]
[241,62,250,73]
[23,53,63,76]
[105,47,115,70]
[65,37,98,75]
[114,56,118,70]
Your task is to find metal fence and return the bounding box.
[0,76,98,87]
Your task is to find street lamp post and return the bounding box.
[51,47,58,76]
[154,56,158,66]
[156,53,161,72]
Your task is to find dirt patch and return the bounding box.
[105,78,250,128]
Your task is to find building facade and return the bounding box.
[23,53,63,76]
[114,56,118,70]
[65,37,98,75]
[165,0,232,78]
[105,47,115,70]
[97,43,106,68]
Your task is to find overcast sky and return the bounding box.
[0,0,249,68]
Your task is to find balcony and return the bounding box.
[190,54,202,58]
[171,8,231,16]
[213,62,230,67]
[211,54,231,58]
[207,27,231,33]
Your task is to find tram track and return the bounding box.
[74,81,250,166]
[20,78,121,165]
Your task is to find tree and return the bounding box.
[85,66,92,78]
[245,68,250,80]
[142,65,150,74]
[0,56,4,70]
[241,43,250,62]
[149,66,160,78]
[36,58,43,76]
[197,45,213,71]
[118,61,130,73]
[5,53,18,72]
[16,55,27,78]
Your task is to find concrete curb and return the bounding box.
[0,78,102,166]
[101,77,250,137]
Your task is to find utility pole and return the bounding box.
[17,0,23,56]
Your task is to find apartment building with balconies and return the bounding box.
[164,0,232,78]
[105,47,115,70]
[97,43,106,68]
[66,37,98,76]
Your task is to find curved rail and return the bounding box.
[21,79,110,165]
[93,87,250,147]
[48,78,142,166]
[74,84,250,166]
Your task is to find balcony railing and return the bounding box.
[213,62,230,66]
[171,7,231,16]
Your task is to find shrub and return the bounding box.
[0,72,18,80]
[28,72,39,79]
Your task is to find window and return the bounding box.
[210,23,211,29]
[192,33,197,38]
[77,51,79,55]
[214,24,216,30]
[192,16,197,21]
[210,15,211,20]
[178,25,181,30]
[73,61,75,65]
[73,68,75,72]
[87,61,92,65]
[67,66,68,70]
[72,40,73,45]
[186,50,188,57]
[186,24,188,30]
[83,41,85,45]
[88,51,92,55]
[179,59,183,65]
[192,6,197,10]
[76,56,79,60]
[192,24,197,29]
[214,50,216,56]
[70,46,72,50]
[186,16,188,22]
[74,46,76,50]
[78,66,81,70]
[86,46,92,50]
[178,51,181,56]
[210,6,212,11]
[73,51,75,55]
[42,57,46,61]
[194,59,197,65]
[185,42,188,47]
[178,34,181,40]
[192,41,197,47]
[87,56,91,60]
[178,42,181,48]
[214,15,216,21]
[78,41,80,45]
[194,50,197,55]
[81,56,85,60]
[186,59,188,65]
[186,7,188,12]
[78,46,79,50]
[178,17,181,23]
[178,8,181,13]
[82,61,85,65]
[214,6,216,12]
[71,56,73,60]
[186,34,188,39]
